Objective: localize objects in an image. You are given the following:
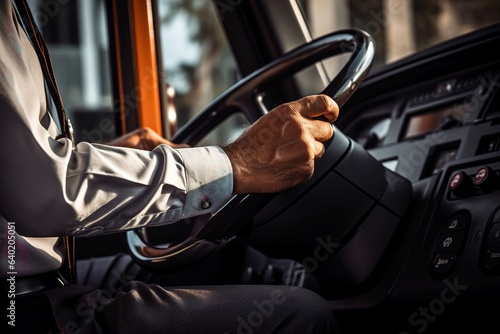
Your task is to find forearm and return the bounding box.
[0,115,233,237]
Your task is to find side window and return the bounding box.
[157,0,245,145]
[35,0,246,146]
[31,0,117,143]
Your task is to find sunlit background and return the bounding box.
[27,0,500,141]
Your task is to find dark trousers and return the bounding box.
[15,252,340,333]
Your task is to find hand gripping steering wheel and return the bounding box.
[127,29,376,273]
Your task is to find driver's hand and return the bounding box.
[105,127,189,150]
[223,94,338,194]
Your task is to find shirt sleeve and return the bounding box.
[0,112,234,237]
[177,147,234,217]
[0,3,234,238]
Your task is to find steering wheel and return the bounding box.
[127,29,376,273]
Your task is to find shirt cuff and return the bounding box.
[177,146,234,218]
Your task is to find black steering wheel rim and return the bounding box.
[127,28,376,273]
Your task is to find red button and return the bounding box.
[474,167,489,185]
[449,171,473,197]
[449,172,463,189]
[473,166,499,192]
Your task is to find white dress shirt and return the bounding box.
[0,0,234,277]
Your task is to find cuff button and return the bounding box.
[201,199,212,210]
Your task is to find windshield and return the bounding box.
[299,0,500,71]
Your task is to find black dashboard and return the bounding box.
[347,64,500,184]
[332,23,500,332]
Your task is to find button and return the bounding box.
[473,166,499,193]
[435,231,465,253]
[433,252,457,274]
[449,172,464,189]
[442,213,468,232]
[448,171,473,197]
[474,166,489,184]
[484,243,500,269]
[201,199,212,210]
[487,223,500,244]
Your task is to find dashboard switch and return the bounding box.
[480,208,500,273]
[449,171,472,197]
[473,166,499,193]
[436,231,465,253]
[442,213,469,232]
[487,223,500,244]
[433,252,457,274]
[484,243,500,269]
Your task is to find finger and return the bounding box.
[304,118,335,142]
[313,140,326,160]
[169,142,190,149]
[296,94,339,122]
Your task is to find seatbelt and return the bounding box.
[12,0,77,284]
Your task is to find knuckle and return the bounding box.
[284,116,304,136]
[301,163,315,181]
[139,127,152,137]
[323,122,334,140]
[299,141,316,162]
[281,102,300,117]
[317,94,331,109]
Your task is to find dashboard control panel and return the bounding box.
[432,211,470,275]
[341,60,500,302]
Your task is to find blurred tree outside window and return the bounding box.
[301,0,500,73]
[157,0,240,129]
